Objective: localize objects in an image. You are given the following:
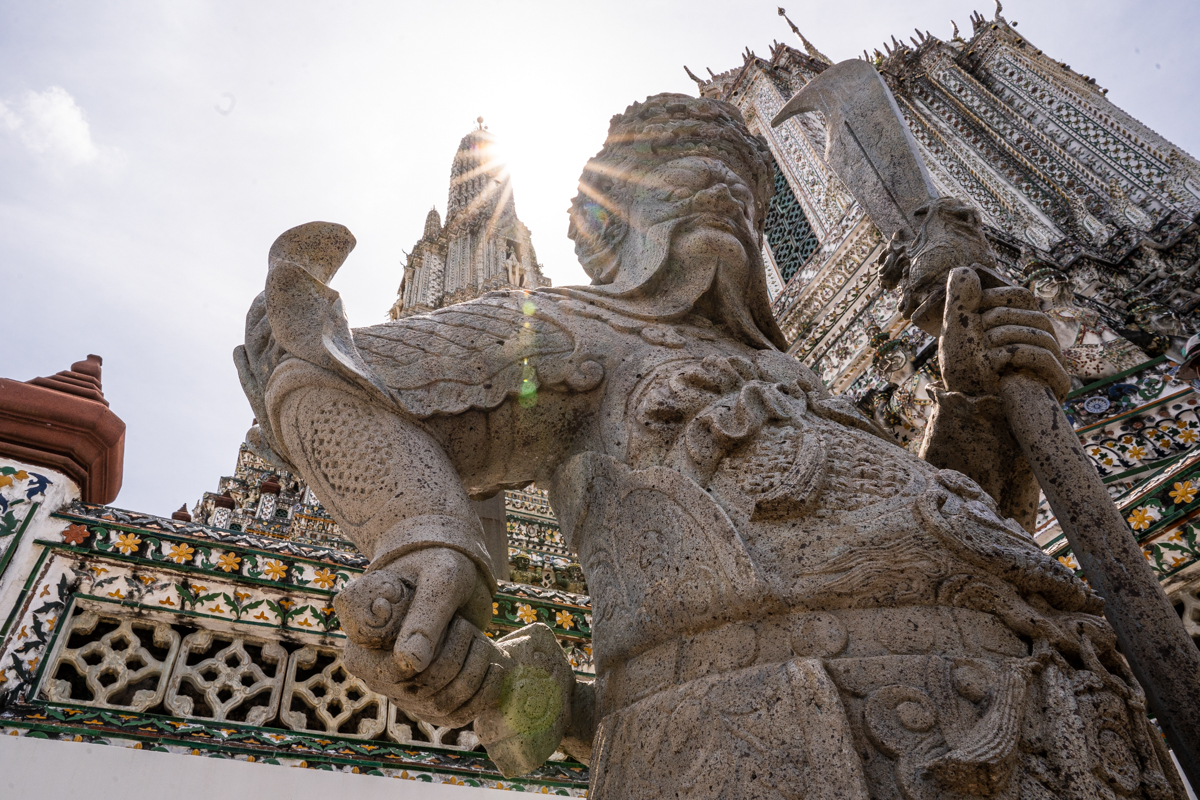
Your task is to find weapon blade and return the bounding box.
[772,59,938,242]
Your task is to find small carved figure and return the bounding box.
[236,95,1186,798]
[1024,262,1149,387]
[557,562,588,594]
[1127,296,1192,363]
[508,553,541,586]
[504,245,523,288]
[865,325,936,450]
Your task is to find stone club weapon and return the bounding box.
[773,58,1200,786]
[335,572,575,778]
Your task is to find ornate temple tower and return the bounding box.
[389,119,549,319]
[694,5,1200,395]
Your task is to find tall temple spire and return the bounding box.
[390,123,549,320]
[777,7,832,65]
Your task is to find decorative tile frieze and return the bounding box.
[0,466,53,577]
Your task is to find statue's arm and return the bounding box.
[269,361,495,581]
[266,362,497,672]
[265,359,600,774]
[919,268,1071,533]
[919,390,1040,530]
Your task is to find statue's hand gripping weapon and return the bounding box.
[336,571,576,779]
[772,59,1200,787]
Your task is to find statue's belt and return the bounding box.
[598,605,1027,715]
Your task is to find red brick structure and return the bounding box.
[0,355,125,503]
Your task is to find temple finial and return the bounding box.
[951,20,962,41]
[683,65,706,87]
[777,7,832,65]
[994,0,1004,20]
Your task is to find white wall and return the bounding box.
[0,734,510,799]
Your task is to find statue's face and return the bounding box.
[623,156,758,266]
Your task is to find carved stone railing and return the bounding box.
[0,490,590,794]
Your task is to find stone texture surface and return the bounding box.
[237,94,1186,798]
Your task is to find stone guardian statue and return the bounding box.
[234,94,1187,799]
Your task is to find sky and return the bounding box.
[2,0,1198,516]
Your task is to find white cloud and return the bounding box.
[0,86,103,167]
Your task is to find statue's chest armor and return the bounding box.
[566,353,950,669]
[612,351,934,533]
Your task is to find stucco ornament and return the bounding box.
[1022,261,1149,388]
[235,94,1186,798]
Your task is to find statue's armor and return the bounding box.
[259,286,1182,800]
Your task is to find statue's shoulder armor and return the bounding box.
[353,291,604,418]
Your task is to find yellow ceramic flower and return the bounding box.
[1171,555,1189,569]
[311,568,336,589]
[114,532,142,555]
[263,560,288,581]
[1180,429,1198,444]
[1169,481,1197,505]
[216,553,242,572]
[1127,508,1154,530]
[166,543,195,564]
[1057,554,1078,569]
[492,601,499,617]
[516,603,538,624]
[555,610,574,629]
[1127,445,1147,460]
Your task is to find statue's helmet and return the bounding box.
[565,93,787,351]
[568,93,774,282]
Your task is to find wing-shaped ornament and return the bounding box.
[355,293,605,418]
[242,221,604,424]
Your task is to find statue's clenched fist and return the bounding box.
[939,266,1071,401]
[334,547,495,725]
